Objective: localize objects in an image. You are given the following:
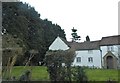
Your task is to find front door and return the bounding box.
[106,56,113,69]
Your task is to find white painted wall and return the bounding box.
[49,36,69,50]
[100,45,120,67]
[48,36,120,68]
[99,45,120,68]
[100,45,120,58]
[72,50,101,68]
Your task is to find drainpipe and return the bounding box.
[100,49,102,68]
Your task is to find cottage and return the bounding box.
[48,35,120,69]
[100,35,120,69]
[71,40,101,68]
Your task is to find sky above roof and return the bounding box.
[20,0,119,42]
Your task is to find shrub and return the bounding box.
[19,70,31,81]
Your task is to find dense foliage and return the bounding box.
[2,2,66,65]
[45,50,88,82]
[71,27,80,42]
[45,50,75,81]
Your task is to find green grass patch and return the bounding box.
[10,66,49,81]
[9,66,118,81]
[85,69,118,81]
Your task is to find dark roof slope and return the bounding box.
[59,35,120,50]
[77,41,100,50]
[67,41,100,50]
[100,35,120,46]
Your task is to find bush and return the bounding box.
[19,70,31,81]
[45,50,88,82]
[72,66,88,82]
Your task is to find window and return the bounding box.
[88,57,93,63]
[107,46,110,51]
[111,46,114,52]
[76,57,81,62]
[88,50,93,54]
[107,46,114,52]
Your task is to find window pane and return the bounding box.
[76,57,81,62]
[88,57,93,62]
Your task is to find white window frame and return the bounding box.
[76,57,81,62]
[88,57,93,63]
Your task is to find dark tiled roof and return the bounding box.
[67,42,79,50]
[100,35,120,46]
[77,41,100,50]
[59,35,120,50]
[68,41,100,50]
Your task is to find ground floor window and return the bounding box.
[76,57,81,62]
[88,57,93,63]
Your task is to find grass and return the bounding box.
[7,66,119,81]
[85,69,118,81]
[10,66,49,81]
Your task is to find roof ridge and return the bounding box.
[101,35,120,39]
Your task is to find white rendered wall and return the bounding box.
[49,37,69,51]
[100,45,120,58]
[100,45,120,68]
[72,50,101,68]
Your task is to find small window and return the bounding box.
[88,57,93,63]
[88,50,93,54]
[111,46,114,52]
[107,46,110,51]
[76,57,81,62]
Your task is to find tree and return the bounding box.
[71,27,81,42]
[45,49,88,82]
[45,49,75,82]
[72,66,88,82]
[2,2,66,65]
[2,34,23,80]
[86,35,90,41]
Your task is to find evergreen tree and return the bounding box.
[2,2,66,65]
[86,35,90,41]
[71,27,80,42]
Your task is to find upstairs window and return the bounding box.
[88,57,93,63]
[88,50,93,54]
[76,57,81,62]
[111,46,114,52]
[107,46,110,51]
[107,46,114,52]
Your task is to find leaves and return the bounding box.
[45,50,75,81]
[71,27,81,42]
[2,2,66,65]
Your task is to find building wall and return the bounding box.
[100,45,120,58]
[72,50,102,68]
[49,37,69,50]
[100,45,120,68]
[48,36,120,69]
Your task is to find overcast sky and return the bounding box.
[20,0,119,42]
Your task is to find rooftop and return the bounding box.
[61,35,120,50]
